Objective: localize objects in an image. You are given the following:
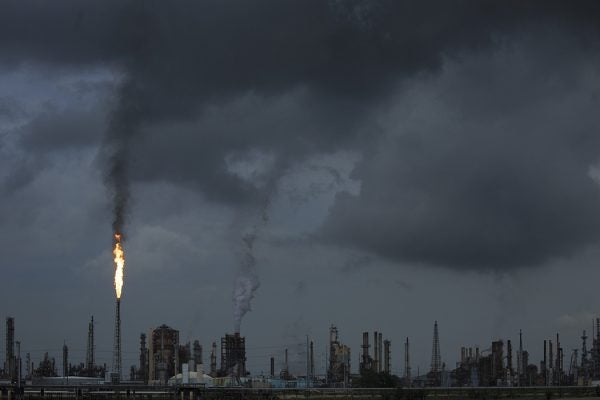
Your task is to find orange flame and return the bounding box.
[113,233,125,299]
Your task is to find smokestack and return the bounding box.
[86,316,95,377]
[556,333,561,385]
[507,340,513,375]
[430,321,441,374]
[549,340,553,373]
[139,333,147,383]
[378,333,383,372]
[517,329,523,386]
[373,331,379,373]
[543,339,547,385]
[404,337,411,387]
[270,357,275,377]
[15,341,20,390]
[112,299,122,383]
[310,341,315,378]
[361,332,369,372]
[210,342,217,376]
[193,340,202,367]
[5,317,15,382]
[220,333,247,378]
[384,340,391,374]
[281,348,289,379]
[62,342,68,377]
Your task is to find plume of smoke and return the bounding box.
[232,232,260,333]
[106,144,130,236]
[103,78,144,239]
[233,201,269,333]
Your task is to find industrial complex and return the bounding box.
[4,316,600,390]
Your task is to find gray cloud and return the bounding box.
[19,109,105,152]
[5,1,600,207]
[1,2,600,291]
[321,35,600,270]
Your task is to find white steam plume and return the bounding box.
[233,202,269,333]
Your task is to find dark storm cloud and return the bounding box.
[2,157,44,193]
[19,109,105,152]
[3,1,600,270]
[0,96,22,121]
[321,36,600,270]
[4,1,600,168]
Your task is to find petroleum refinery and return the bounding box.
[4,315,600,390]
[3,228,600,391]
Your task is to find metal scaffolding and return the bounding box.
[112,299,122,382]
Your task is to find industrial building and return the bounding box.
[360,331,390,375]
[148,324,180,383]
[219,333,247,379]
[138,333,148,383]
[4,317,15,382]
[210,342,217,376]
[592,319,600,382]
[7,311,600,389]
[327,325,350,386]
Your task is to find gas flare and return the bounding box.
[113,233,125,299]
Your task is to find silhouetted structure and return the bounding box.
[220,333,246,378]
[491,340,504,385]
[383,340,391,374]
[210,342,217,376]
[5,317,15,382]
[593,318,600,380]
[517,330,524,386]
[310,340,315,378]
[149,324,179,383]
[34,353,56,377]
[428,321,441,385]
[328,325,350,386]
[404,337,411,387]
[85,316,95,377]
[193,340,202,367]
[112,300,121,382]
[62,343,68,377]
[360,332,373,372]
[139,333,148,383]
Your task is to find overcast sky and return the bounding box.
[2,0,600,377]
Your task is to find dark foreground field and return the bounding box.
[2,386,600,400]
